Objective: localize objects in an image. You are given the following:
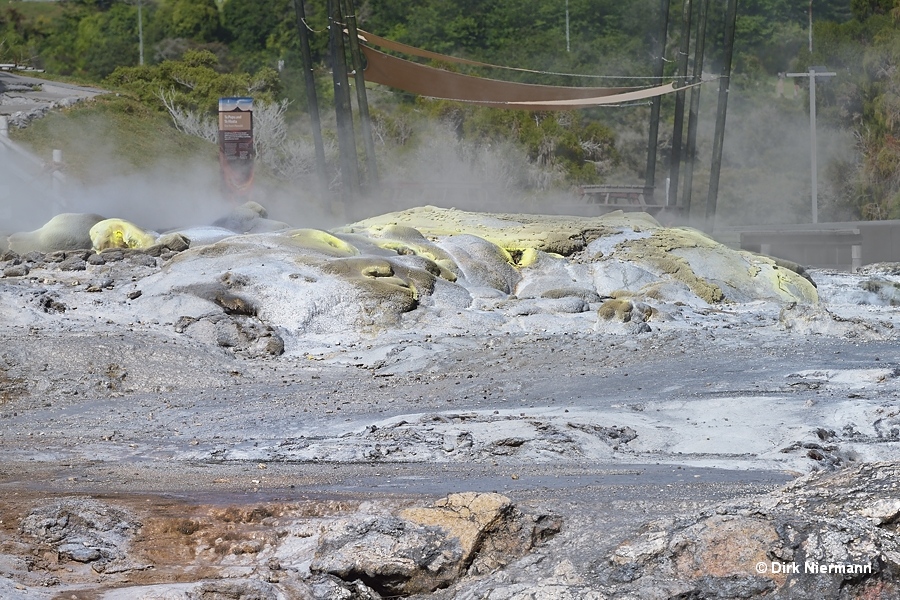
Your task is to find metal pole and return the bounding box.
[668,0,692,208]
[566,0,570,53]
[786,67,835,224]
[705,0,738,227]
[683,0,709,218]
[646,0,670,194]
[342,0,379,187]
[810,67,819,223]
[292,0,329,190]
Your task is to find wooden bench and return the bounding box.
[577,185,656,207]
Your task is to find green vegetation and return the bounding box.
[6,0,900,223]
[12,93,216,183]
[106,48,280,113]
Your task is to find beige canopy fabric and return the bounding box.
[360,46,638,105]
[497,82,690,110]
[360,45,696,110]
[357,29,497,69]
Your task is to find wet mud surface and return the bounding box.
[0,325,895,598]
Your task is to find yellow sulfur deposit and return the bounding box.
[366,224,459,281]
[341,205,626,256]
[89,219,157,251]
[286,229,359,257]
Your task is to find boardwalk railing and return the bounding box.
[0,115,70,217]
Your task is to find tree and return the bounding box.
[851,0,894,21]
[0,7,32,64]
[153,0,223,43]
[77,3,142,77]
[106,48,280,113]
[222,0,281,55]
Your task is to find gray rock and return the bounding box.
[602,462,900,599]
[507,297,588,316]
[214,201,290,234]
[440,235,521,294]
[19,499,138,564]
[99,249,125,262]
[33,292,66,313]
[857,262,900,276]
[2,264,29,277]
[126,252,158,268]
[57,542,101,563]
[861,278,900,305]
[312,493,559,597]
[156,232,191,253]
[541,287,603,303]
[57,256,86,271]
[175,313,284,358]
[185,579,280,600]
[311,515,463,596]
[309,575,382,600]
[143,233,191,257]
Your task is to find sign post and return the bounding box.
[218,97,255,202]
[786,67,836,223]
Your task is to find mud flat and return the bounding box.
[3,207,900,598]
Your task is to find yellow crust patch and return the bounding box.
[286,229,359,257]
[90,219,157,251]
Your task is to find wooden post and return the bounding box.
[52,149,64,190]
[292,0,329,191]
[328,0,360,209]
[138,0,144,66]
[668,0,692,208]
[705,0,738,228]
[682,0,709,218]
[646,0,670,197]
[341,0,379,187]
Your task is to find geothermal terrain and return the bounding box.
[2,202,900,599]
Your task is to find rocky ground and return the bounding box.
[0,71,103,125]
[3,206,900,599]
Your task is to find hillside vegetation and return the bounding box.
[4,0,900,224]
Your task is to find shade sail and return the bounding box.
[358,29,498,69]
[497,82,686,110]
[360,46,638,105]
